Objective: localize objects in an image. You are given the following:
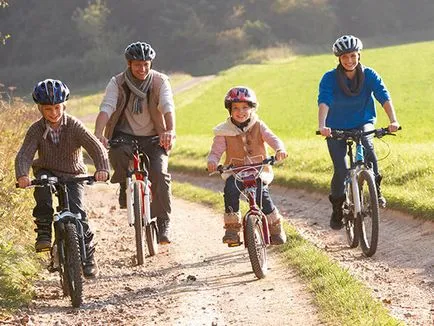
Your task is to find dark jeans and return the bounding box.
[223,175,275,215]
[109,131,171,220]
[32,169,90,232]
[327,123,379,198]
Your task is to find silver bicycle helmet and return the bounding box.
[332,35,363,56]
[124,42,156,61]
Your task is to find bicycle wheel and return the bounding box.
[245,214,268,279]
[62,223,83,307]
[343,182,359,248]
[133,183,145,265]
[145,222,159,256]
[358,170,379,257]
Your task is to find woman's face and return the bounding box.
[339,51,360,71]
[129,60,151,80]
[231,102,253,124]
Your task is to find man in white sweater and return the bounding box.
[94,41,176,244]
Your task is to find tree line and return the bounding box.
[1,0,434,94]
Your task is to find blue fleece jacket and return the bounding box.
[318,66,391,129]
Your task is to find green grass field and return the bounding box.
[171,41,434,220]
[68,41,433,219]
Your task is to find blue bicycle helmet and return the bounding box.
[124,42,156,61]
[32,79,70,105]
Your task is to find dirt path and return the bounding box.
[174,172,434,326]
[8,183,322,325]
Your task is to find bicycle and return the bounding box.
[210,157,276,279]
[317,127,400,257]
[17,174,96,308]
[109,137,159,265]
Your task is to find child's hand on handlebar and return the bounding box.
[17,175,31,188]
[207,161,217,173]
[275,150,288,161]
[94,170,110,182]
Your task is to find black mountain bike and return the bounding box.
[19,175,96,307]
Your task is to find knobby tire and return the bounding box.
[145,222,159,256]
[134,183,145,265]
[245,214,268,279]
[63,223,83,307]
[358,170,379,257]
[344,181,360,248]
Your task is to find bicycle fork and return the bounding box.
[126,178,152,226]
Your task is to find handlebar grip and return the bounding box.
[315,130,321,135]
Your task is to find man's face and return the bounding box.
[129,60,151,80]
[339,51,360,71]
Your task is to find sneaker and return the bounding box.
[83,260,99,278]
[118,183,127,209]
[158,219,171,244]
[35,239,51,252]
[222,229,240,245]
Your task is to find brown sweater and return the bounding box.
[15,113,109,179]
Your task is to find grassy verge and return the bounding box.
[0,101,41,317]
[172,180,404,326]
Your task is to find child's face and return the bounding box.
[39,103,65,127]
[231,102,253,124]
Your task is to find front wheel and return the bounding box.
[343,181,360,248]
[245,214,268,279]
[62,223,83,308]
[358,170,379,257]
[133,183,145,265]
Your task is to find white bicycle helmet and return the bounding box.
[332,35,363,56]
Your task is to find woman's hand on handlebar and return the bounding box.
[319,126,332,137]
[17,175,31,188]
[388,121,400,133]
[94,170,110,182]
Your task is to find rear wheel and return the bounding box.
[343,181,359,248]
[146,222,159,256]
[245,214,268,279]
[358,170,379,257]
[133,183,145,265]
[62,223,83,307]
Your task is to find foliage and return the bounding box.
[0,101,41,311]
[2,1,434,92]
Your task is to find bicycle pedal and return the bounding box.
[36,247,51,253]
[227,242,242,247]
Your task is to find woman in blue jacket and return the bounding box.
[317,35,400,230]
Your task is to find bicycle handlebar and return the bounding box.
[108,136,160,149]
[316,126,402,140]
[16,175,96,188]
[210,156,276,175]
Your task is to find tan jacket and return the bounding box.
[104,70,169,139]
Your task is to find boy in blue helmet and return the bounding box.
[15,79,110,278]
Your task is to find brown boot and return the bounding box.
[267,209,287,245]
[222,212,241,245]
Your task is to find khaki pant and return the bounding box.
[109,132,172,220]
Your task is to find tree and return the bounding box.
[0,0,10,45]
